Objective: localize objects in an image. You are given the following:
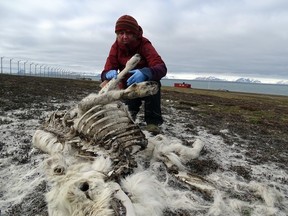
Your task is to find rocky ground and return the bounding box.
[0,74,287,215]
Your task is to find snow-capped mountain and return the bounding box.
[276,80,288,85]
[235,78,261,83]
[194,76,226,81]
[163,75,176,79]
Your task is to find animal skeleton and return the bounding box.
[32,54,212,215]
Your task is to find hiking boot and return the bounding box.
[145,124,161,135]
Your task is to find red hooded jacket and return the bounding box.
[101,27,167,88]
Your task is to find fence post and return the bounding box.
[17,60,21,74]
[1,56,4,73]
[10,58,13,74]
[30,63,34,75]
[24,61,28,75]
[35,64,38,75]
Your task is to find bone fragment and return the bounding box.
[99,53,141,94]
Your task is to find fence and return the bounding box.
[0,56,83,79]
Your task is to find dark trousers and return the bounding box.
[125,82,163,125]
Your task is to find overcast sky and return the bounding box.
[1,0,288,83]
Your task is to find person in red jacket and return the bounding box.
[101,15,167,134]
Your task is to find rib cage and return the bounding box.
[76,102,147,152]
[74,101,148,178]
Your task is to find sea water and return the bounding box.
[89,76,287,96]
[161,79,288,96]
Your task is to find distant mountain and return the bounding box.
[235,78,261,83]
[163,75,286,85]
[194,76,226,81]
[162,75,176,79]
[276,80,288,85]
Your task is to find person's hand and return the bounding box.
[105,70,117,80]
[127,68,152,86]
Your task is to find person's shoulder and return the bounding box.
[140,37,153,48]
[141,36,151,43]
[111,40,118,48]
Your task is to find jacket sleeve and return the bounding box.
[140,39,167,81]
[101,42,119,81]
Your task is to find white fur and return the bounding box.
[39,132,287,216]
[151,135,204,170]
[46,156,115,216]
[207,172,286,215]
[248,181,282,207]
[32,130,64,154]
[121,171,167,216]
[43,139,210,216]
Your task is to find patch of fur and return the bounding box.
[46,156,115,216]
[121,171,166,216]
[150,135,204,170]
[32,130,64,154]
[207,172,286,215]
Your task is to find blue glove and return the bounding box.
[105,70,117,80]
[127,68,152,86]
